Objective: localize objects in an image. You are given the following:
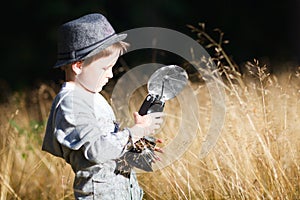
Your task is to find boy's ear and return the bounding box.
[71,61,83,75]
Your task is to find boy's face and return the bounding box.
[76,51,119,93]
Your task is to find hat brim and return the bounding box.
[53,33,127,68]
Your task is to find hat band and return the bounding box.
[57,33,116,60]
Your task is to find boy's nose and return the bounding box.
[107,69,113,78]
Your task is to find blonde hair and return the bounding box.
[83,41,129,66]
[61,41,129,70]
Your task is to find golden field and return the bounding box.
[0,61,300,199]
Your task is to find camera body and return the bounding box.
[138,94,165,116]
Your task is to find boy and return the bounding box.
[42,13,164,199]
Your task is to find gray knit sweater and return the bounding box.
[42,82,143,199]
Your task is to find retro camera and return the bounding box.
[138,65,188,115]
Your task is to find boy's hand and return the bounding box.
[133,112,164,129]
[129,112,164,142]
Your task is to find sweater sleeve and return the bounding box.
[54,92,130,164]
[84,128,131,163]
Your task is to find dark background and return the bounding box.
[1,0,299,91]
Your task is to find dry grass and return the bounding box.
[0,24,300,199]
[137,68,300,200]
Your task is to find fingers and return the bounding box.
[148,112,164,119]
[154,138,163,153]
[134,111,164,118]
[156,138,163,143]
[154,146,164,153]
[151,117,163,133]
[153,117,163,124]
[152,124,160,130]
[131,111,165,138]
[149,112,164,126]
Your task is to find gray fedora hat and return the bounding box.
[54,13,127,68]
